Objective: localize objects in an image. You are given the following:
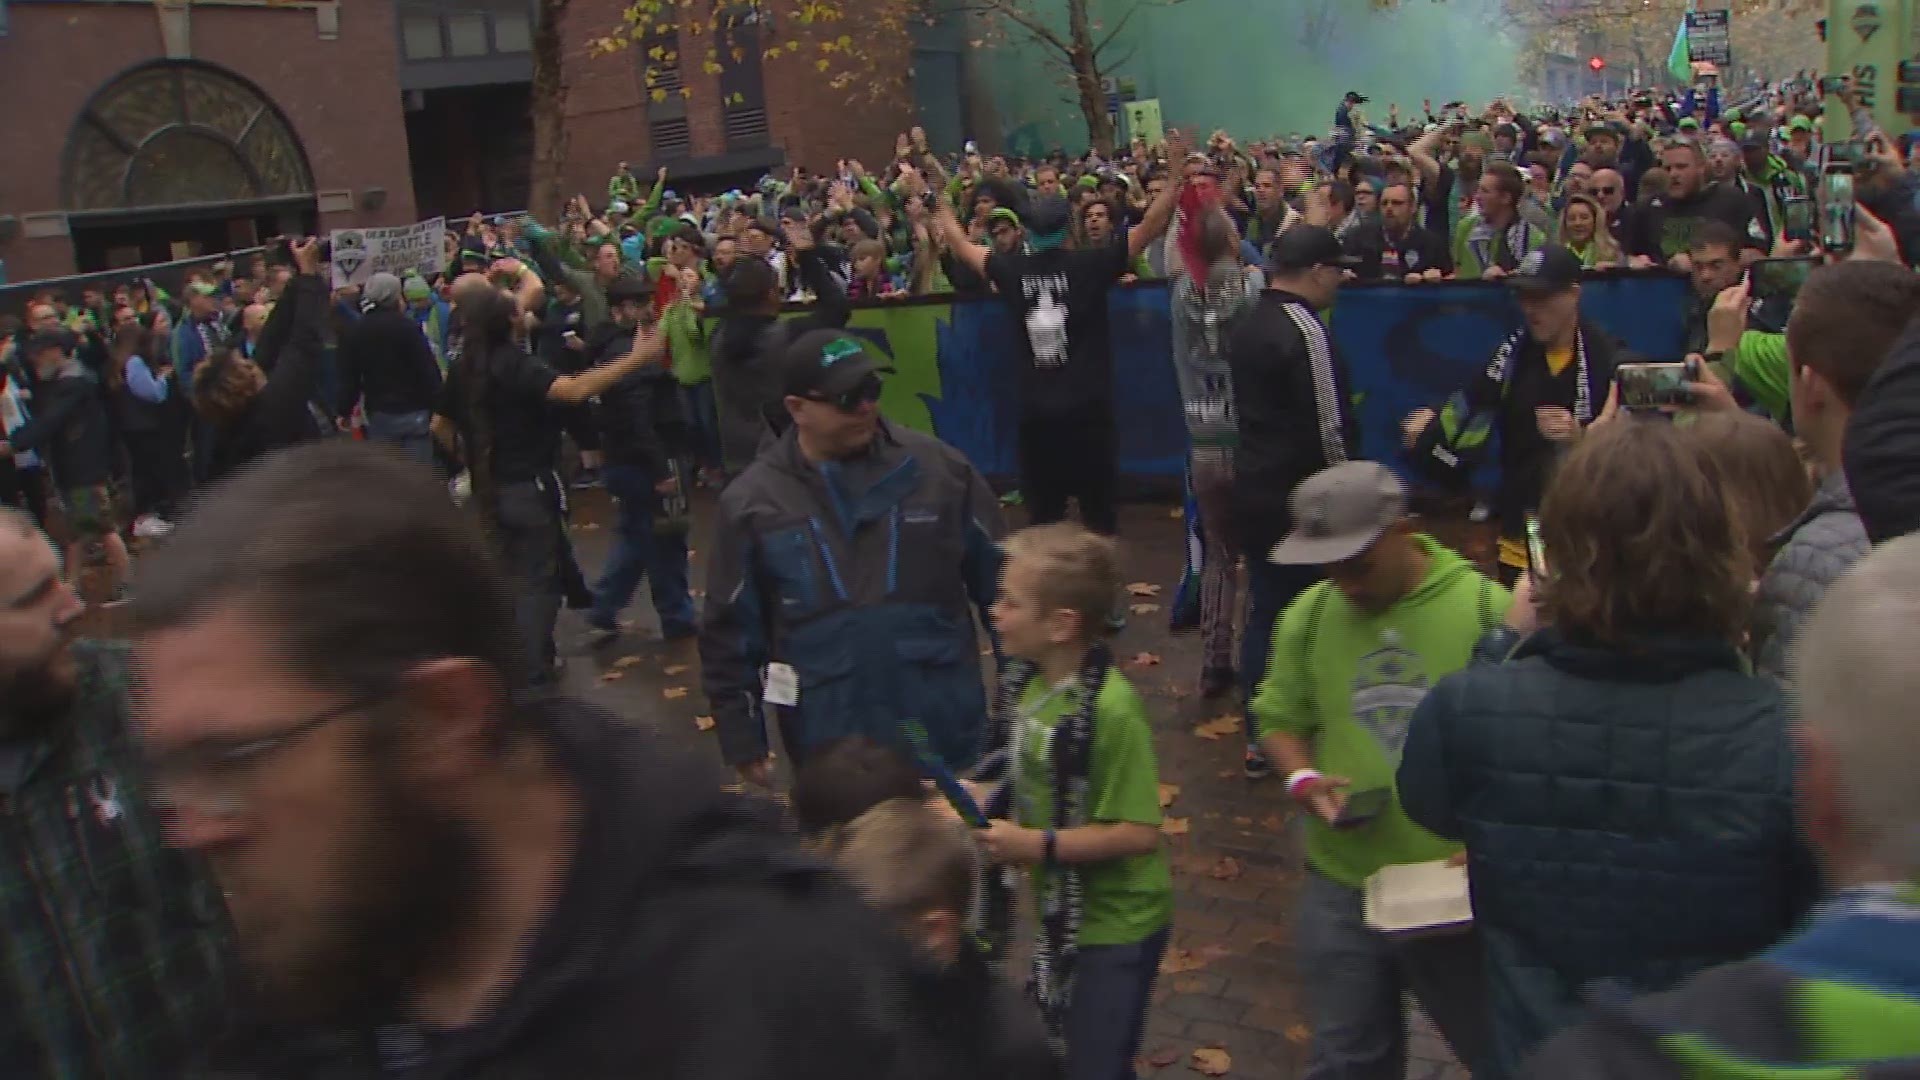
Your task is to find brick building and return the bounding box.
[0,0,981,283]
[0,0,417,282]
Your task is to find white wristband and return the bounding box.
[1285,768,1323,798]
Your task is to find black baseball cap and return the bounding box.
[1507,244,1585,295]
[1019,194,1073,242]
[1345,91,1369,103]
[782,329,894,402]
[1265,225,1361,273]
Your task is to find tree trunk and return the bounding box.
[1066,0,1114,155]
[529,0,570,222]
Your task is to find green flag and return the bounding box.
[1667,16,1692,83]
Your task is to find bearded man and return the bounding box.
[0,506,230,1075]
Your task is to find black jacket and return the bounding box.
[709,248,849,471]
[905,947,1061,1080]
[206,273,331,484]
[196,698,986,1080]
[585,319,680,476]
[1628,182,1760,261]
[335,305,442,420]
[6,356,115,490]
[1224,288,1360,557]
[1843,314,1920,544]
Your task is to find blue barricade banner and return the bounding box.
[805,273,1694,479]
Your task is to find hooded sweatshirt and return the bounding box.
[1844,316,1920,544]
[1251,536,1509,887]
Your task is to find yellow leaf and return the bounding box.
[648,44,665,59]
[664,664,689,676]
[703,59,725,75]
[1126,582,1162,597]
[1160,816,1190,836]
[597,670,625,684]
[678,87,692,99]
[614,655,644,668]
[1192,715,1242,741]
[1157,782,1180,808]
[651,88,669,102]
[663,686,690,700]
[815,58,832,72]
[1284,1023,1311,1046]
[1191,1047,1233,1076]
[1130,603,1160,615]
[783,38,800,49]
[694,715,716,731]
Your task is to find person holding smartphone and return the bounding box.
[1251,462,1510,1080]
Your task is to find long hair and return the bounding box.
[1539,417,1753,646]
[106,324,149,394]
[457,287,517,535]
[1558,194,1621,264]
[1687,411,1812,576]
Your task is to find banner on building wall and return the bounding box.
[330,217,447,289]
[779,273,1693,480]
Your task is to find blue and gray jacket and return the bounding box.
[699,420,1005,772]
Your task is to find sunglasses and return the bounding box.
[807,372,883,412]
[1591,186,1619,195]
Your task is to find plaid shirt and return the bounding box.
[0,640,231,1078]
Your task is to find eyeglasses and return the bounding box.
[146,692,385,819]
[1591,186,1619,195]
[806,372,883,413]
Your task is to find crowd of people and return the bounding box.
[4,68,1920,1080]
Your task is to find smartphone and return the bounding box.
[1819,75,1850,96]
[1524,514,1549,580]
[1824,141,1869,168]
[1617,360,1697,411]
[1333,787,1392,829]
[1820,162,1856,255]
[1748,256,1820,303]
[1780,194,1815,245]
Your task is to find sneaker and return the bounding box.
[132,514,173,539]
[576,622,621,650]
[1244,744,1274,780]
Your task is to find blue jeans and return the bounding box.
[365,409,435,470]
[1064,924,1170,1080]
[588,462,695,635]
[1295,869,1490,1080]
[1242,559,1323,747]
[680,381,722,471]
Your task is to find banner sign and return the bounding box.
[1686,9,1732,66]
[330,217,447,289]
[790,274,1693,480]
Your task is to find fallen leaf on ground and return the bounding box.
[1259,814,1285,831]
[1159,949,1206,974]
[1231,816,1252,827]
[1192,715,1243,740]
[1191,1046,1233,1076]
[662,687,689,700]
[1161,816,1191,836]
[613,655,644,668]
[574,522,601,531]
[1168,507,1183,519]
[1130,602,1162,615]
[596,671,625,683]
[1128,652,1163,668]
[1209,856,1244,881]
[1216,769,1237,780]
[1126,581,1164,597]
[663,664,689,676]
[1143,1045,1182,1068]
[1158,783,1180,808]
[1284,1023,1311,1046]
[694,715,716,731]
[690,589,706,599]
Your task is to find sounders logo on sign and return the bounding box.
[333,231,369,280]
[1850,2,1882,42]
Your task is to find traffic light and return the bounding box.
[1588,56,1606,72]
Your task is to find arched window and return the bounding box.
[62,60,314,212]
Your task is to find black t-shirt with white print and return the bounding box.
[985,237,1132,419]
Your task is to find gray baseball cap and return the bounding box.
[1269,462,1408,566]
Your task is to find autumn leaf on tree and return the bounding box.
[1191,1047,1233,1076]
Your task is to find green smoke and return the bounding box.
[982,0,1521,154]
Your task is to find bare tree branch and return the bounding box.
[1092,1,1145,56]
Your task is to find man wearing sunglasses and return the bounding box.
[701,329,1005,788]
[0,508,229,1077]
[130,441,945,1077]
